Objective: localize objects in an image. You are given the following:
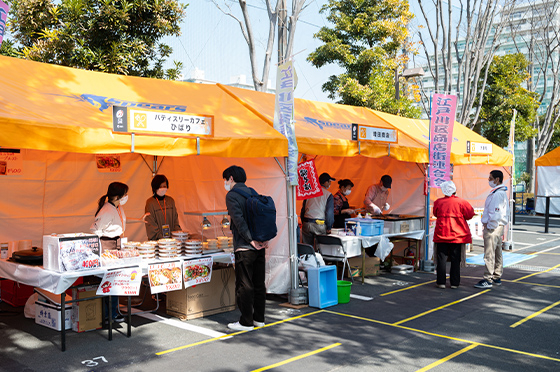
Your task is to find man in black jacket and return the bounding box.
[223,165,267,331]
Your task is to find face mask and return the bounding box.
[119,195,128,205]
[344,189,352,196]
[224,180,231,191]
[489,180,496,188]
[157,188,167,197]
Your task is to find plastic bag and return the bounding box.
[24,293,39,319]
[375,236,394,261]
[299,254,319,270]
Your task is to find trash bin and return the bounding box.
[336,280,352,304]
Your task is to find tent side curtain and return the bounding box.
[0,56,288,158]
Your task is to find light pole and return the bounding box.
[395,67,425,100]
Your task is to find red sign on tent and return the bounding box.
[296,159,323,200]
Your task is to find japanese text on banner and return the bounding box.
[429,94,457,188]
[0,1,9,47]
[96,267,142,296]
[273,61,298,185]
[183,257,213,288]
[296,159,323,200]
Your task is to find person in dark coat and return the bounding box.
[223,165,267,331]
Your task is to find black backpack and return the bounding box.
[231,188,277,242]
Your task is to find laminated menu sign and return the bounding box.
[96,266,142,296]
[148,261,182,294]
[183,257,213,288]
[58,235,100,271]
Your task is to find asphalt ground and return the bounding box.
[1,215,559,372]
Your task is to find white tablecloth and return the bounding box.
[330,230,425,258]
[0,253,233,294]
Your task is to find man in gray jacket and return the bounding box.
[223,165,267,331]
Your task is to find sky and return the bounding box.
[164,0,433,103]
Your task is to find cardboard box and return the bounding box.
[1,279,34,307]
[348,256,381,277]
[166,266,236,320]
[71,285,102,333]
[35,301,72,331]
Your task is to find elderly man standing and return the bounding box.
[364,175,392,215]
[433,181,475,289]
[300,172,335,247]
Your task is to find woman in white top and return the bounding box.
[91,182,129,250]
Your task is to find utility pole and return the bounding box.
[278,0,287,64]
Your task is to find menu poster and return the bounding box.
[148,261,182,294]
[95,154,122,173]
[58,236,101,272]
[96,266,142,296]
[0,149,23,176]
[183,257,213,288]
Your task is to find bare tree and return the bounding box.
[415,0,516,127]
[212,0,307,92]
[508,0,560,191]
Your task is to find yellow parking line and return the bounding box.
[324,310,560,363]
[510,299,560,328]
[250,343,341,372]
[529,252,560,255]
[380,280,437,296]
[513,263,560,282]
[515,281,560,289]
[156,310,324,355]
[416,344,479,371]
[393,290,491,325]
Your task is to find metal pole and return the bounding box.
[422,94,434,271]
[395,69,400,100]
[545,196,550,233]
[278,0,287,64]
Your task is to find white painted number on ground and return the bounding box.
[81,356,108,367]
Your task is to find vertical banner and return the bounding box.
[296,159,323,200]
[429,94,457,188]
[0,1,9,47]
[273,61,298,185]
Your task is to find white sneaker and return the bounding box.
[228,321,254,331]
[253,320,265,327]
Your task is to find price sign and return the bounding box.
[96,266,142,296]
[467,141,493,154]
[0,149,23,176]
[148,261,183,294]
[183,257,213,288]
[58,235,101,272]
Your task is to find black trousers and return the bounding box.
[436,243,461,287]
[234,249,266,327]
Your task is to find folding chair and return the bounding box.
[315,235,353,282]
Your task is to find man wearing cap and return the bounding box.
[300,172,335,246]
[433,180,475,289]
[364,175,392,215]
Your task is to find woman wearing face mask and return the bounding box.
[91,182,131,250]
[144,174,182,240]
[333,179,355,228]
[90,181,131,323]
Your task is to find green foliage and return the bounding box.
[307,0,419,118]
[3,0,186,79]
[476,53,539,147]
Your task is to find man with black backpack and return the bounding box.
[223,165,273,331]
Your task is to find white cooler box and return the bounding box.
[43,233,101,272]
[35,301,72,331]
[319,236,362,258]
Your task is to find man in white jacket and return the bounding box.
[475,170,510,289]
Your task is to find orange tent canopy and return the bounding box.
[0,56,288,158]
[536,146,560,166]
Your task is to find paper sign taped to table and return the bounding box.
[148,261,183,294]
[183,257,213,288]
[96,266,142,296]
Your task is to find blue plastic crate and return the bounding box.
[346,218,384,236]
[307,266,338,309]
